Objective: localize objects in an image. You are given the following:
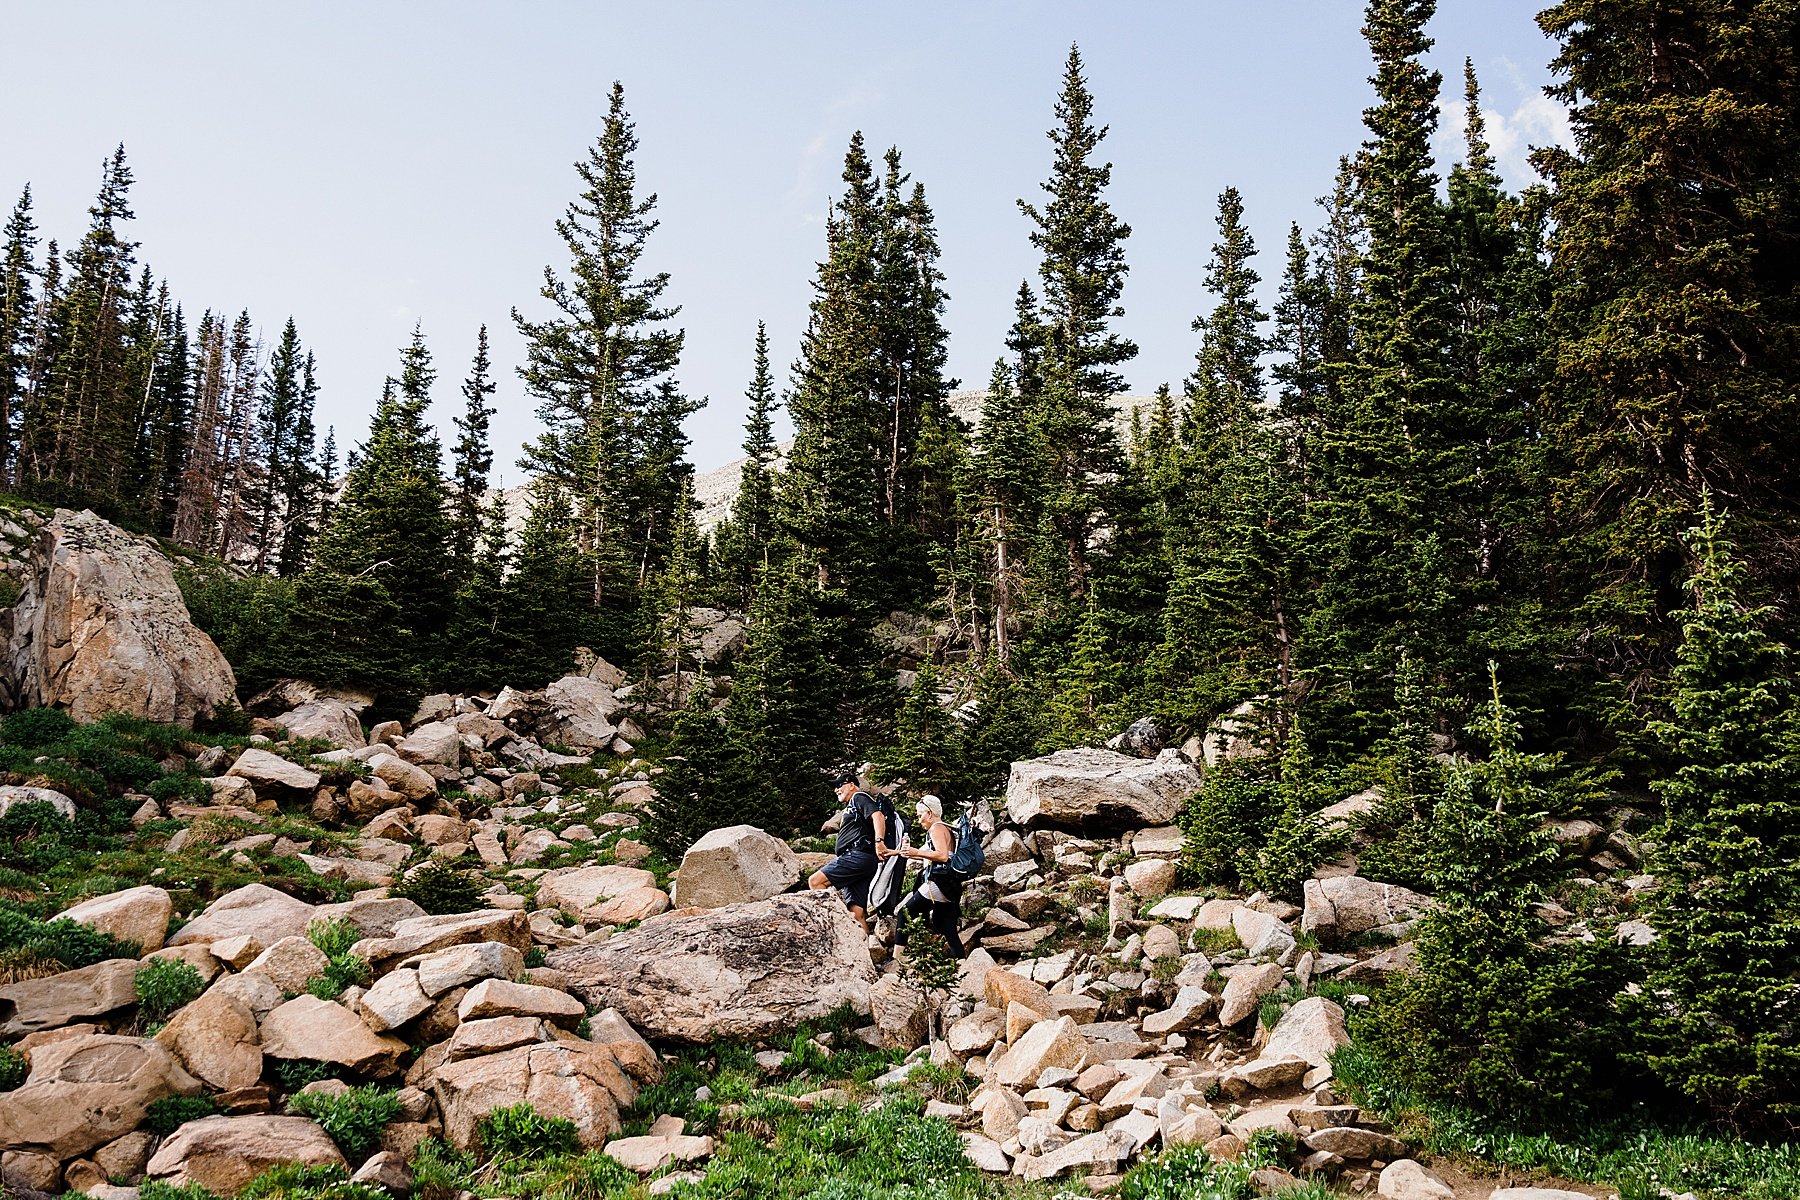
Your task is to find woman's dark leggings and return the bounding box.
[897,876,964,958]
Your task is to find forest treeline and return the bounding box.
[2,0,1798,1133]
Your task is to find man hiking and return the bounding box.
[809,772,891,936]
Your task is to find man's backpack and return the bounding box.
[866,812,908,917]
[939,811,986,882]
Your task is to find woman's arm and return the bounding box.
[906,822,954,863]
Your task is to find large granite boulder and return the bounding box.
[0,508,236,724]
[58,884,173,952]
[273,699,366,750]
[547,891,876,1041]
[535,865,659,922]
[226,746,321,794]
[259,996,408,1074]
[0,958,139,1036]
[1301,876,1432,945]
[535,675,625,751]
[673,825,800,908]
[0,1034,201,1159]
[1259,996,1349,1069]
[356,908,531,972]
[432,1042,634,1151]
[146,1115,345,1195]
[1004,748,1202,830]
[168,883,316,949]
[155,989,263,1090]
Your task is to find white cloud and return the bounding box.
[1436,83,1573,190]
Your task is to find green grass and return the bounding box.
[1332,1041,1800,1200]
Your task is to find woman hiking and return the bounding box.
[809,773,890,936]
[893,794,966,958]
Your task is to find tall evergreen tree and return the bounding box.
[717,322,779,606]
[0,186,38,484]
[1537,0,1800,681]
[1630,499,1800,1129]
[515,82,687,608]
[250,318,304,574]
[1017,44,1137,600]
[451,324,497,573]
[277,353,322,576]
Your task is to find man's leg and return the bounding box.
[847,903,870,936]
[808,869,831,891]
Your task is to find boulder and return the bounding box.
[1217,962,1285,1027]
[0,1034,201,1159]
[457,978,586,1028]
[432,1042,633,1150]
[1302,1126,1409,1160]
[146,1115,345,1195]
[169,882,317,949]
[1302,876,1432,944]
[274,700,366,750]
[1123,859,1177,897]
[1378,1159,1455,1200]
[0,784,76,820]
[154,989,262,1090]
[0,958,139,1036]
[259,996,408,1074]
[547,891,876,1042]
[868,973,932,1049]
[310,896,429,940]
[673,824,801,908]
[584,1008,661,1085]
[990,1016,1086,1090]
[587,887,671,925]
[447,1015,557,1059]
[605,1132,716,1174]
[1317,787,1381,829]
[243,935,331,994]
[398,721,462,767]
[0,508,236,724]
[685,607,747,664]
[357,908,532,972]
[356,968,434,1032]
[368,753,437,801]
[537,675,624,751]
[536,864,660,921]
[226,746,322,793]
[412,941,526,997]
[59,884,173,952]
[1004,748,1201,830]
[1261,996,1349,1069]
[1232,905,1296,960]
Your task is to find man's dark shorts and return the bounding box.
[822,850,877,908]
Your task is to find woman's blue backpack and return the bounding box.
[941,812,986,881]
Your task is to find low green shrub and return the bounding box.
[389,859,488,916]
[140,1182,220,1200]
[238,1162,388,1200]
[273,1059,346,1090]
[289,1085,403,1158]
[146,1094,221,1134]
[0,902,139,971]
[135,957,205,1020]
[1,706,76,747]
[0,1043,26,1091]
[304,917,371,1000]
[477,1101,581,1161]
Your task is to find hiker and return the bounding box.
[809,772,891,935]
[894,794,967,958]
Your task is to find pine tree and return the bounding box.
[450,325,497,574]
[447,488,516,690]
[284,330,455,696]
[1537,0,1800,676]
[1255,721,1330,901]
[885,660,955,796]
[1017,44,1137,600]
[782,132,885,592]
[250,319,305,574]
[0,186,38,484]
[515,82,687,608]
[277,353,322,576]
[717,322,779,606]
[970,358,1039,664]
[502,477,597,685]
[646,480,703,691]
[1630,499,1800,1129]
[1043,590,1120,748]
[643,679,783,856]
[1362,667,1624,1124]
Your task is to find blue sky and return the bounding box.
[0,2,1569,473]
